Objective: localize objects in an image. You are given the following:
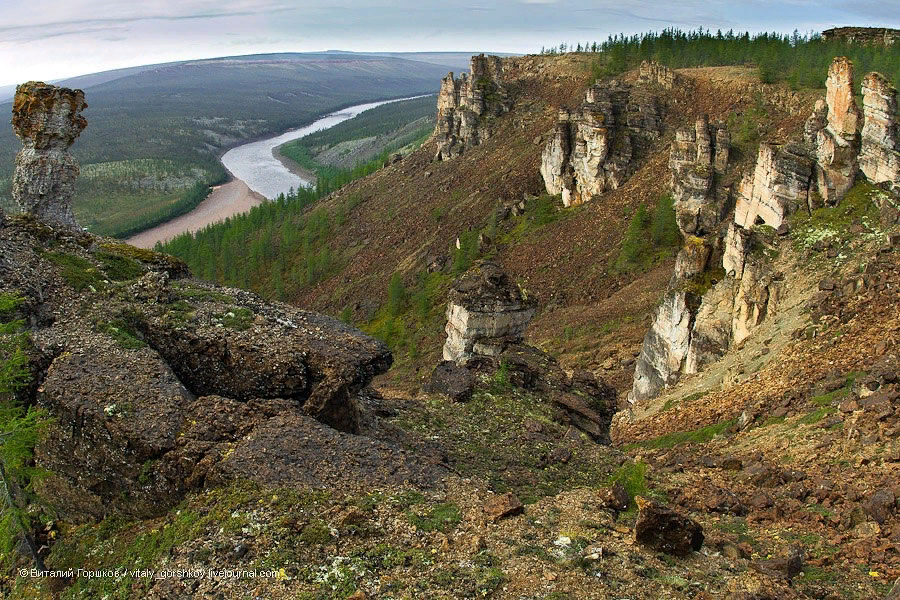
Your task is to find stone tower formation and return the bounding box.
[630,56,900,405]
[11,82,87,228]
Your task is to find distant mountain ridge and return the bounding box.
[0,51,491,102]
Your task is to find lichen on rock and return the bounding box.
[11,81,87,228]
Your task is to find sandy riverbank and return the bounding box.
[127,179,266,249]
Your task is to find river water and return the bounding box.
[127,95,428,248]
[222,96,423,200]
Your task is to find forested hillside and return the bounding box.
[544,27,900,89]
[279,94,436,176]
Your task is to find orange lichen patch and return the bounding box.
[12,81,87,146]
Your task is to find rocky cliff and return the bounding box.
[0,218,445,521]
[433,54,509,161]
[540,69,665,206]
[630,56,900,406]
[822,26,900,46]
[860,72,900,188]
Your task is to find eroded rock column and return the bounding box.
[860,72,900,187]
[12,82,87,228]
[813,57,862,204]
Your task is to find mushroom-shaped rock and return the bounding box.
[442,261,536,364]
[11,82,87,227]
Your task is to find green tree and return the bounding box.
[387,272,407,317]
[0,293,48,572]
[614,203,650,272]
[650,194,681,248]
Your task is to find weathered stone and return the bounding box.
[804,99,828,146]
[11,82,87,228]
[822,27,900,46]
[814,57,862,204]
[434,54,508,160]
[630,291,693,404]
[541,80,662,206]
[483,492,524,522]
[860,72,900,187]
[753,545,804,581]
[634,496,704,556]
[424,360,475,401]
[670,117,728,236]
[442,261,536,364]
[864,488,896,525]
[133,295,391,433]
[638,60,678,89]
[599,482,630,511]
[734,143,814,230]
[551,390,612,444]
[539,111,575,206]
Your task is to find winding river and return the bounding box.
[127,95,426,248]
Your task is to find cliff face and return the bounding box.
[821,26,900,46]
[810,57,862,204]
[733,143,814,229]
[630,56,900,406]
[860,72,900,187]
[540,68,665,206]
[670,115,729,236]
[433,54,509,161]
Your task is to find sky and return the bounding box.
[2,0,900,87]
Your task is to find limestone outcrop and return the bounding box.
[433,262,615,441]
[822,27,900,46]
[809,58,862,204]
[434,54,509,160]
[638,60,678,89]
[733,143,815,229]
[540,80,663,206]
[442,261,536,364]
[670,116,729,236]
[11,82,87,228]
[860,72,900,187]
[630,57,891,406]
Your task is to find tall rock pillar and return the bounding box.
[11,82,87,228]
[813,58,862,204]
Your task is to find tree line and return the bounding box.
[542,27,900,89]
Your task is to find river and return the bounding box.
[127,95,426,248]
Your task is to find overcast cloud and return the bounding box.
[1,0,899,86]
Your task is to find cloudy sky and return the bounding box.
[2,0,899,87]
